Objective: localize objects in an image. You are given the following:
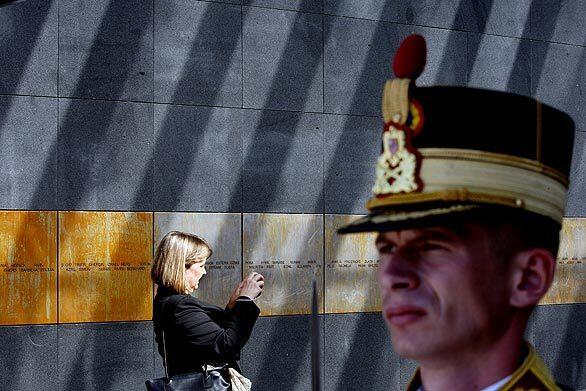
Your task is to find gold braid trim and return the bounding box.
[501,344,561,390]
[367,189,521,209]
[382,78,410,124]
[406,343,561,391]
[420,148,569,187]
[367,148,568,223]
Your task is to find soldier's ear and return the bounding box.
[508,248,555,308]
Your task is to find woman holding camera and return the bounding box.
[150,231,264,390]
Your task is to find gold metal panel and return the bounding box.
[325,215,380,313]
[0,211,57,325]
[541,218,586,304]
[243,213,323,316]
[59,211,153,323]
[154,212,242,307]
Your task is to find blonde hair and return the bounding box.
[151,231,212,294]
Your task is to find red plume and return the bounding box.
[393,34,427,79]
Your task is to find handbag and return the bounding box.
[145,298,231,391]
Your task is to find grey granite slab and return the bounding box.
[57,99,153,210]
[531,41,586,133]
[457,0,531,38]
[58,0,153,101]
[153,105,242,212]
[241,110,323,213]
[0,0,57,96]
[467,33,531,97]
[323,114,380,214]
[530,0,586,46]
[244,0,322,13]
[243,6,323,112]
[58,322,154,391]
[323,15,401,116]
[212,0,242,4]
[324,312,402,391]
[324,17,466,116]
[241,315,324,391]
[324,0,398,22]
[0,96,57,209]
[527,304,586,389]
[154,0,242,107]
[325,0,452,27]
[154,332,165,378]
[566,131,586,217]
[400,358,419,390]
[0,325,58,390]
[324,1,531,38]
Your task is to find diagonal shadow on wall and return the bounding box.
[133,0,244,211]
[58,0,154,388]
[228,5,327,390]
[549,52,586,388]
[552,64,586,387]
[520,2,584,387]
[139,1,247,381]
[504,2,563,95]
[247,1,438,388]
[11,1,323,389]
[249,0,478,387]
[2,1,580,390]
[318,0,574,388]
[436,0,493,83]
[136,1,326,387]
[321,11,407,391]
[132,1,325,387]
[22,0,154,210]
[5,0,153,389]
[0,0,55,132]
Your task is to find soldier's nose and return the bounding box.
[379,255,419,291]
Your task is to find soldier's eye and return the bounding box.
[419,243,447,252]
[377,244,396,255]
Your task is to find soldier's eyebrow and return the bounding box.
[416,228,461,243]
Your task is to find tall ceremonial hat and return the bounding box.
[338,34,575,234]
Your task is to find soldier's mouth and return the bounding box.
[384,306,427,326]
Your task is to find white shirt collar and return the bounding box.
[482,375,512,391]
[416,375,513,391]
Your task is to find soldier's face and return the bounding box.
[376,224,512,362]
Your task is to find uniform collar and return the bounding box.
[407,342,560,391]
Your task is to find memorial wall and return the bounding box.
[1,210,584,326]
[1,0,585,389]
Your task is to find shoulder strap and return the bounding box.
[159,295,209,379]
[160,297,171,381]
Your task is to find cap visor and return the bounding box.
[337,204,482,234]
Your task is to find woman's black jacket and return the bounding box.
[153,287,260,376]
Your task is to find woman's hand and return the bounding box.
[240,272,264,299]
[227,272,264,308]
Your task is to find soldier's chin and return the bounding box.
[389,330,430,359]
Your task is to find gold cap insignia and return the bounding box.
[375,35,427,197]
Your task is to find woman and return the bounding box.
[151,231,264,389]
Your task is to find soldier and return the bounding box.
[338,35,575,390]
